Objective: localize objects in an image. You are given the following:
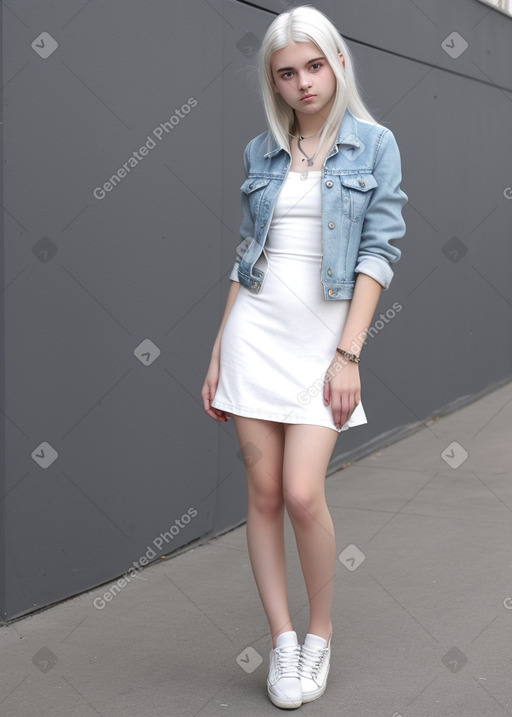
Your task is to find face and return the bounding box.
[270,40,344,123]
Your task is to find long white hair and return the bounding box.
[259,5,377,153]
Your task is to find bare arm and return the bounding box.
[201,280,241,421]
[323,273,382,429]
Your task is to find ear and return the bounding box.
[338,52,345,69]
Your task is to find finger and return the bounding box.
[331,394,342,429]
[338,396,348,428]
[202,382,217,412]
[201,393,209,412]
[323,378,331,405]
[205,407,228,422]
[202,393,212,413]
[344,394,356,423]
[212,408,228,421]
[340,393,354,427]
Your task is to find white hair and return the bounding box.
[258,5,377,153]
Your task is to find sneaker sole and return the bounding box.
[300,665,330,703]
[267,684,302,709]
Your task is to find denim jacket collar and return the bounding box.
[263,107,361,159]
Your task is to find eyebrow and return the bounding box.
[275,57,325,73]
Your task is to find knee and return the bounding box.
[284,487,323,528]
[248,484,284,516]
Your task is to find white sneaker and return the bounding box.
[267,631,302,709]
[299,632,331,703]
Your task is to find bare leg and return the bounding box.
[282,424,339,642]
[232,416,291,648]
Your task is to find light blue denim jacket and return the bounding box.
[229,108,407,300]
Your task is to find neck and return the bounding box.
[293,93,336,137]
[293,113,327,138]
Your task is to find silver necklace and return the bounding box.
[289,128,322,180]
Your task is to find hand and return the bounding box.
[201,354,230,422]
[323,355,361,430]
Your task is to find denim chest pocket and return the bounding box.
[340,174,378,222]
[241,176,272,217]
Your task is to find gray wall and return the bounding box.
[1,0,511,621]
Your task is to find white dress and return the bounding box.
[211,170,367,433]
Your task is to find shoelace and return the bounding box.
[298,644,327,679]
[274,644,301,678]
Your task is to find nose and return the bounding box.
[297,72,312,90]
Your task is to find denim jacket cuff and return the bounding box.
[355,256,394,290]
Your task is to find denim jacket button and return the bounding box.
[328,221,335,229]
[260,222,265,228]
[327,268,333,276]
[325,180,334,188]
[358,179,366,187]
[328,289,334,296]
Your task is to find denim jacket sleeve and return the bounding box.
[229,140,252,282]
[355,128,407,289]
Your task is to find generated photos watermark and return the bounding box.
[93,507,198,609]
[93,96,198,200]
[298,301,403,406]
[441,441,469,469]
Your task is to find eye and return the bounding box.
[281,71,293,79]
[310,62,322,71]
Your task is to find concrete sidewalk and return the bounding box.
[1,381,512,717]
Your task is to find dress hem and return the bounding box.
[211,398,367,434]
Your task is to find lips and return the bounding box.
[301,94,316,101]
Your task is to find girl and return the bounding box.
[201,5,407,709]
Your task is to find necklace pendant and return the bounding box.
[307,158,314,167]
